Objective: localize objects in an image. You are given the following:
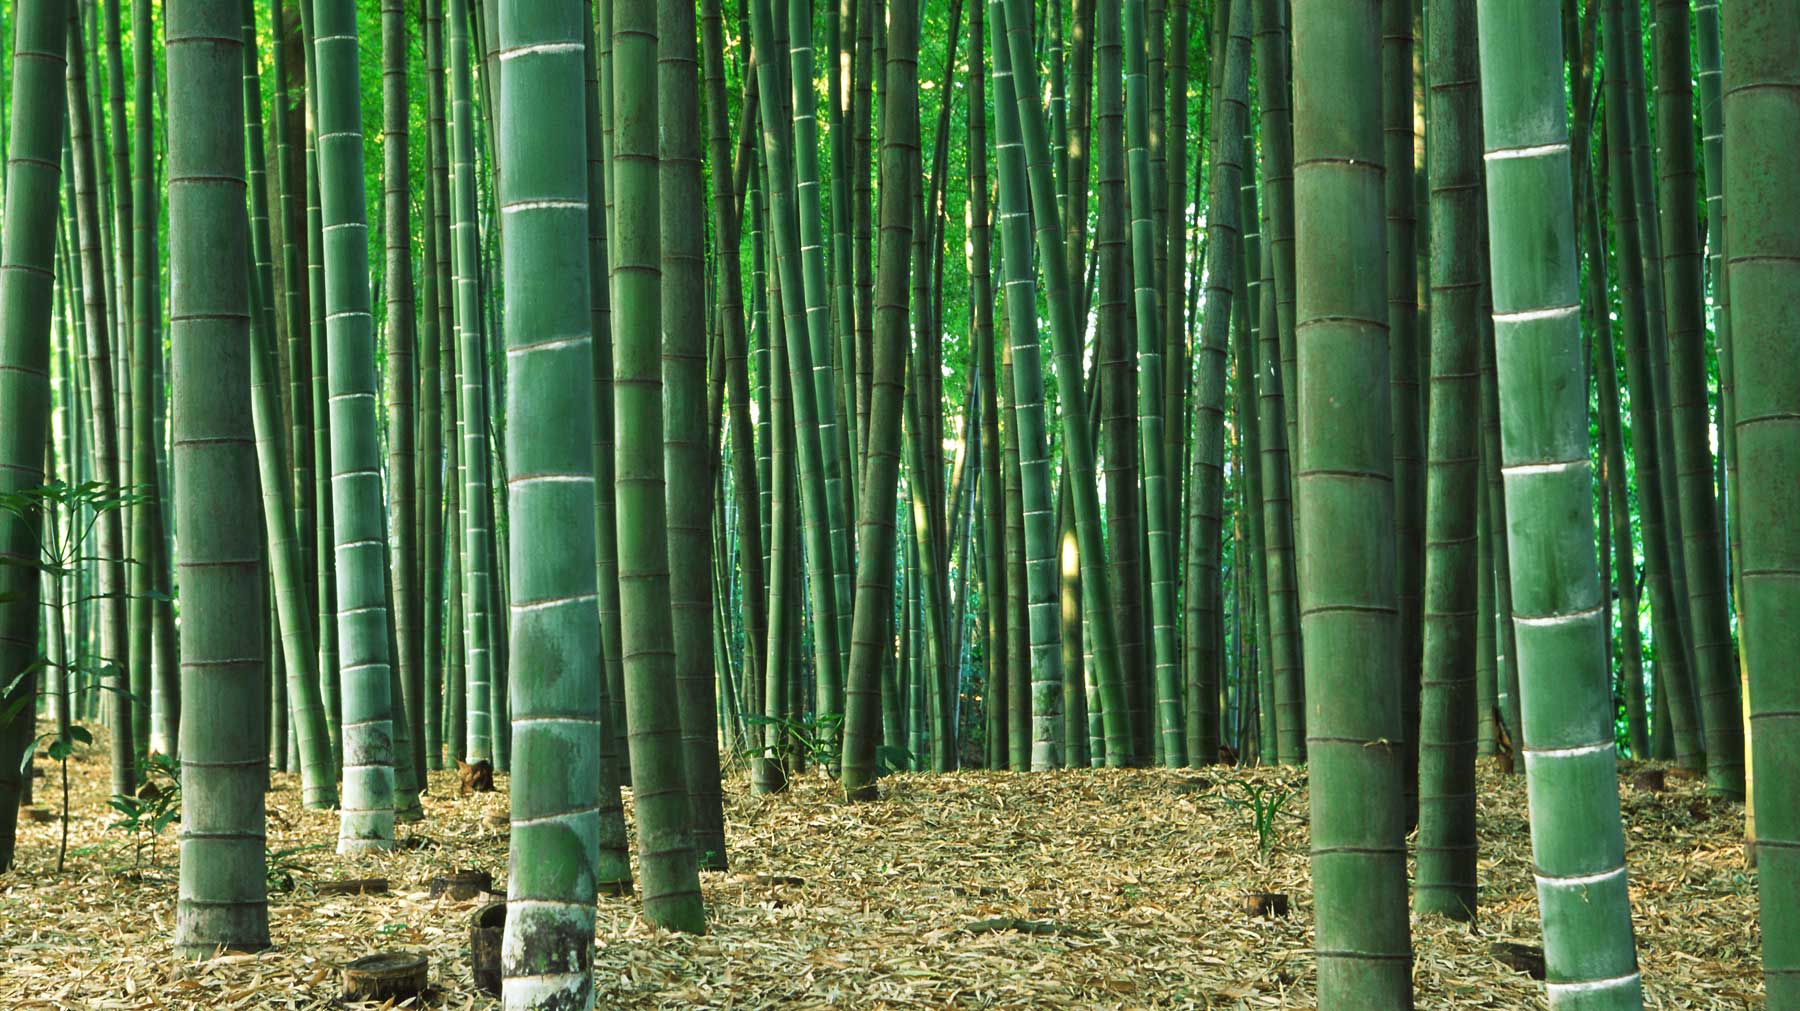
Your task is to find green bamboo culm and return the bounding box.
[746,0,847,755]
[142,0,180,758]
[1096,0,1144,766]
[242,0,335,811]
[969,0,1009,773]
[382,0,426,817]
[1597,0,1702,772]
[987,0,1064,772]
[610,0,707,935]
[840,0,918,799]
[0,0,67,874]
[134,0,177,759]
[247,288,336,812]
[419,0,447,771]
[1290,0,1413,1003]
[1249,0,1302,768]
[167,0,271,955]
[449,0,496,766]
[298,0,344,775]
[239,0,279,747]
[1251,0,1299,495]
[1412,0,1479,923]
[1123,0,1182,766]
[1650,0,1742,801]
[65,2,133,799]
[316,0,397,853]
[783,0,854,708]
[495,1,606,1004]
[1382,0,1423,821]
[1475,0,1644,1004]
[660,0,727,870]
[1722,0,1800,1001]
[995,0,1130,765]
[581,0,633,894]
[1186,0,1248,768]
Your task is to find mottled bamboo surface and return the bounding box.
[0,729,1763,1008]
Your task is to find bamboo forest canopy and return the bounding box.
[0,0,1794,1007]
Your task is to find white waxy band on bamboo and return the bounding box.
[503,199,585,213]
[1524,739,1615,758]
[506,335,588,355]
[1512,603,1604,627]
[499,42,584,60]
[1535,865,1626,888]
[1492,303,1577,324]
[511,593,599,613]
[1545,973,1641,996]
[1503,459,1583,477]
[1484,141,1570,161]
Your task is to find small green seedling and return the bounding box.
[266,843,331,892]
[741,712,845,770]
[1221,778,1301,861]
[109,752,182,873]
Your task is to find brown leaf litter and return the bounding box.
[0,733,1765,1008]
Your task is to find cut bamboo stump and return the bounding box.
[457,759,495,794]
[429,868,492,901]
[1241,892,1289,919]
[470,900,506,996]
[1491,941,1546,980]
[340,951,428,1002]
[317,877,389,896]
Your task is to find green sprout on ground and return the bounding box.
[1221,778,1302,862]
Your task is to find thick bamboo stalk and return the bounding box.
[1476,0,1644,1001]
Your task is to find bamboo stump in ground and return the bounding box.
[341,951,428,1002]
[429,868,493,901]
[457,759,495,794]
[470,901,506,996]
[1242,892,1289,919]
[1490,942,1546,980]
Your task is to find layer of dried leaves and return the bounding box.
[0,734,1763,1009]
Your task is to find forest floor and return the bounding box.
[0,730,1765,1009]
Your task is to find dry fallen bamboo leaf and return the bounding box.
[0,735,1766,1008]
